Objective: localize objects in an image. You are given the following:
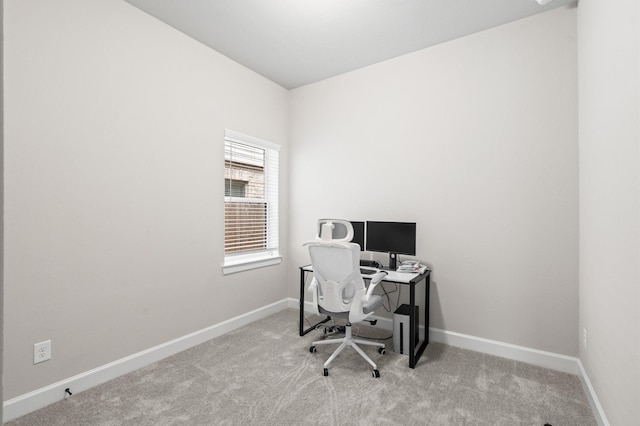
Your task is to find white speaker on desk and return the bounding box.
[393,304,419,355]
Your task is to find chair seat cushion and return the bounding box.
[318,294,383,318]
[318,306,349,319]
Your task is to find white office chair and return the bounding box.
[304,219,388,378]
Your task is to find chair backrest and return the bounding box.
[315,219,354,242]
[305,220,369,322]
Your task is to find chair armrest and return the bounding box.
[365,271,388,296]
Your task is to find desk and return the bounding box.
[298,265,431,369]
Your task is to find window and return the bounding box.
[223,129,281,274]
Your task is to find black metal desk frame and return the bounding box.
[298,265,431,369]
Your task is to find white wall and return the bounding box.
[289,8,578,356]
[10,2,639,424]
[3,0,289,399]
[1,0,4,420]
[578,0,640,424]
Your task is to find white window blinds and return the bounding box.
[223,129,281,274]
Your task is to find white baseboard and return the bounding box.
[3,299,290,423]
[298,299,578,372]
[6,298,609,426]
[298,298,608,425]
[577,359,610,426]
[428,327,580,374]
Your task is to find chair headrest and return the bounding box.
[316,219,354,243]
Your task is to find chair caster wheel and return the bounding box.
[323,368,329,377]
[372,369,380,378]
[323,327,330,334]
[377,347,386,355]
[309,346,316,353]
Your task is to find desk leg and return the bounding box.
[425,275,430,347]
[409,281,417,368]
[299,268,330,336]
[409,274,430,368]
[299,268,305,336]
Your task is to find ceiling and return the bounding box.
[124,0,576,89]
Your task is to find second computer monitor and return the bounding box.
[350,221,365,251]
[366,221,416,269]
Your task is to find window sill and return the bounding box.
[222,256,282,275]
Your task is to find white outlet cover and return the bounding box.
[34,340,52,364]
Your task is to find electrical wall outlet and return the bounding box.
[34,340,51,364]
[582,328,588,350]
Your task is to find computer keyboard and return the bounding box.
[360,268,376,275]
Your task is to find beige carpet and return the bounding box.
[8,309,596,425]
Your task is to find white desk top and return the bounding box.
[301,264,428,284]
[361,267,422,283]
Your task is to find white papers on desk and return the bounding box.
[396,261,428,274]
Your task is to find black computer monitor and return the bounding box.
[365,221,416,269]
[350,221,365,251]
